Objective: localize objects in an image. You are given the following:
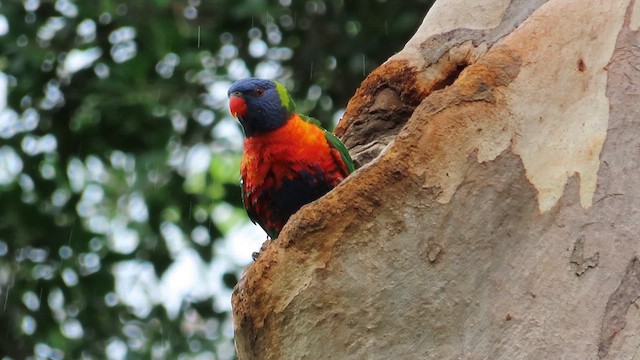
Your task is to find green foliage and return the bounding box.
[0,0,434,358]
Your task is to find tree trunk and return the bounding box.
[232,0,640,359]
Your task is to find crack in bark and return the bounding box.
[598,257,640,359]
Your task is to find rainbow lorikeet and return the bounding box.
[228,78,355,239]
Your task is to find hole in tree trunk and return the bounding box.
[432,62,469,91]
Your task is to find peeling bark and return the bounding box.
[233,0,640,359]
[570,237,600,276]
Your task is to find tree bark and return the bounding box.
[232,0,640,359]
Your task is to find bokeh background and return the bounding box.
[0,0,434,358]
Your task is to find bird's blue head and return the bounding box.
[228,78,296,137]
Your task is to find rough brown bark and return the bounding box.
[232,0,640,359]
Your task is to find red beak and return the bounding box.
[229,95,247,119]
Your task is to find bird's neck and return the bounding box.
[242,108,290,137]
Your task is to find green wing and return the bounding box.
[299,114,355,174]
[324,130,355,174]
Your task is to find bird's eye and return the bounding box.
[255,88,264,96]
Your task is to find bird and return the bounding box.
[228,78,355,240]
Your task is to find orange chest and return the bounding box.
[240,117,334,187]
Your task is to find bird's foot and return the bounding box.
[252,237,272,261]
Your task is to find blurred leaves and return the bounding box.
[0,0,433,358]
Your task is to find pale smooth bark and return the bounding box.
[232,1,640,359]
